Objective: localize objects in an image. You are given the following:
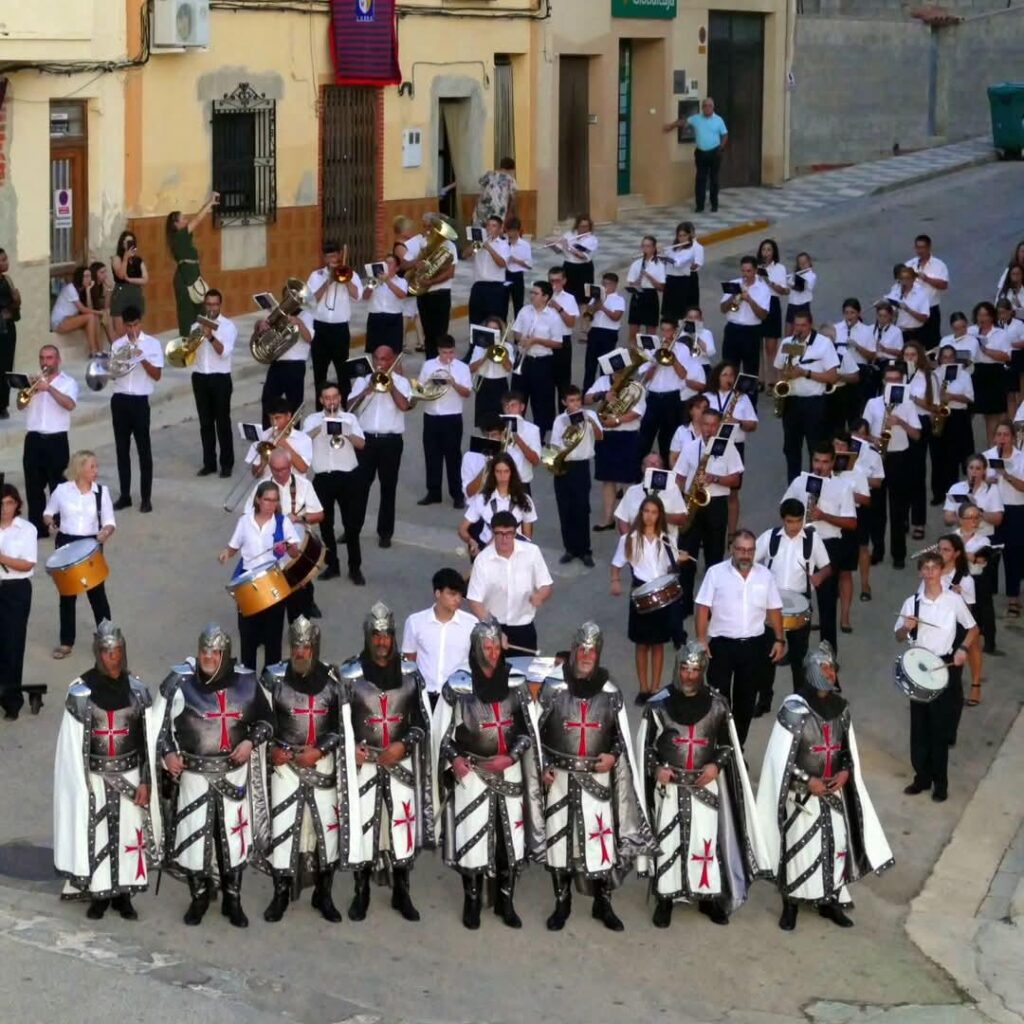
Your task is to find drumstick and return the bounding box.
[895,615,944,629]
[504,643,541,656]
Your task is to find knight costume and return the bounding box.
[755,644,894,931]
[433,618,545,930]
[154,622,273,928]
[636,642,771,928]
[339,601,434,922]
[53,620,161,921]
[537,621,653,932]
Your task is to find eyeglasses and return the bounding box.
[492,529,517,538]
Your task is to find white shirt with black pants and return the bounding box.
[420,357,472,505]
[306,266,363,408]
[109,331,163,508]
[0,516,37,716]
[261,308,314,425]
[190,313,237,476]
[22,369,78,537]
[468,236,511,328]
[550,408,602,561]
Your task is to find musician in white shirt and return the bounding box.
[972,300,1011,444]
[906,234,949,348]
[0,484,37,719]
[258,299,314,426]
[362,254,408,356]
[626,236,665,342]
[418,336,473,509]
[547,267,579,402]
[757,239,789,388]
[683,307,717,369]
[466,216,510,330]
[511,281,562,439]
[835,299,878,418]
[785,251,817,328]
[189,288,237,479]
[403,212,458,359]
[720,256,770,387]
[20,344,77,537]
[886,264,930,341]
[306,240,362,406]
[930,347,974,502]
[661,220,703,325]
[995,298,1024,416]
[504,218,532,319]
[500,392,542,491]
[469,315,515,428]
[582,272,626,393]
[871,299,906,368]
[245,396,312,478]
[943,454,1003,538]
[668,394,709,467]
[984,421,1024,619]
[555,214,598,306]
[550,387,603,567]
[615,453,689,543]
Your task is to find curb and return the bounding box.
[869,150,995,199]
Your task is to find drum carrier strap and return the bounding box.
[767,526,815,595]
[94,485,103,537]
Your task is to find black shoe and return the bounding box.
[710,205,718,213]
[892,560,905,570]
[349,568,366,586]
[652,898,673,928]
[319,565,340,581]
[591,890,625,932]
[111,894,138,920]
[930,497,944,507]
[348,870,371,922]
[932,789,948,803]
[698,900,729,926]
[581,554,595,568]
[219,468,232,479]
[221,894,249,928]
[903,781,929,795]
[559,552,574,565]
[453,498,466,511]
[183,895,210,926]
[985,646,1004,657]
[871,552,884,565]
[378,536,392,549]
[818,903,854,928]
[633,692,648,706]
[753,699,772,718]
[139,501,153,514]
[308,601,323,619]
[391,869,420,922]
[113,496,132,511]
[546,888,572,931]
[197,467,216,477]
[593,523,615,532]
[311,870,342,923]
[495,875,522,929]
[263,877,291,923]
[462,877,482,930]
[86,898,110,920]
[416,494,442,506]
[779,901,798,931]
[694,206,705,214]
[3,709,19,721]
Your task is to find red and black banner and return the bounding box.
[329,0,401,87]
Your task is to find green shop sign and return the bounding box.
[612,0,677,18]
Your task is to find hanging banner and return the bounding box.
[330,0,401,87]
[612,0,677,18]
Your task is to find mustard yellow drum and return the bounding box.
[227,561,292,618]
[780,590,811,632]
[45,539,110,597]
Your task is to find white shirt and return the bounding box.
[421,357,472,417]
[401,607,477,694]
[665,241,704,277]
[957,529,992,575]
[974,326,1011,366]
[850,439,885,482]
[464,491,538,545]
[611,532,678,582]
[471,340,516,380]
[190,314,236,375]
[405,235,458,292]
[585,375,645,432]
[550,409,602,461]
[245,427,313,470]
[998,317,1024,352]
[306,267,363,324]
[929,569,975,607]
[24,370,78,434]
[248,473,323,518]
[513,305,561,359]
[834,320,876,364]
[506,238,533,274]
[627,256,666,293]
[615,481,687,543]
[695,561,783,639]
[461,450,491,495]
[755,525,830,594]
[763,261,788,295]
[676,436,744,499]
[50,283,81,330]
[229,512,300,574]
[0,516,38,579]
[504,416,541,483]
[590,291,626,333]
[896,588,975,657]
[906,255,949,307]
[905,365,933,415]
[561,232,598,265]
[863,394,921,454]
[467,541,553,626]
[944,481,1003,536]
[367,276,409,316]
[773,330,840,398]
[110,332,164,397]
[689,326,717,366]
[886,283,931,332]
[644,344,706,398]
[668,424,700,461]
[782,473,857,541]
[304,410,364,474]
[723,278,771,327]
[44,481,115,535]
[350,373,412,434]
[788,267,816,306]
[984,446,1024,507]
[277,310,315,363]
[473,237,511,283]
[873,322,905,360]
[933,366,974,407]
[549,289,580,337]
[941,332,978,370]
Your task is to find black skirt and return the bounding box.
[662,274,699,323]
[785,300,812,326]
[562,262,593,305]
[972,364,1008,414]
[762,296,783,338]
[365,312,404,355]
[628,574,676,645]
[628,288,661,327]
[595,429,641,483]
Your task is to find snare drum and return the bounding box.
[780,589,811,632]
[227,561,292,618]
[893,645,949,702]
[280,524,325,590]
[45,539,110,597]
[631,573,683,614]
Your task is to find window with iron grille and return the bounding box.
[211,83,277,226]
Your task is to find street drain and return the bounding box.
[0,843,57,882]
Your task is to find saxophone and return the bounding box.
[682,446,713,520]
[772,341,806,418]
[932,380,950,438]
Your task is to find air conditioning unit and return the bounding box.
[152,0,210,49]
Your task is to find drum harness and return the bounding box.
[766,525,816,598]
[231,512,286,581]
[908,592,965,663]
[632,533,679,588]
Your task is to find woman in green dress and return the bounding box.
[165,191,219,337]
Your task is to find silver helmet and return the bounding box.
[289,615,321,671]
[363,601,395,644]
[197,622,232,683]
[569,621,603,678]
[93,619,127,674]
[470,618,504,667]
[803,643,838,692]
[676,640,708,676]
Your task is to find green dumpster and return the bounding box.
[988,82,1024,158]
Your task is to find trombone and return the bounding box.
[348,352,406,415]
[222,403,305,512]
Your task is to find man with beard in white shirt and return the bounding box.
[905,234,949,349]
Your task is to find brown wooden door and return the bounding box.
[50,146,88,276]
[707,12,764,188]
[558,57,590,219]
[321,86,379,267]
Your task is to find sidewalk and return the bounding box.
[0,135,993,455]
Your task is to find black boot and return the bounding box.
[183,875,210,926]
[220,868,249,928]
[591,881,625,932]
[779,899,798,931]
[348,867,371,922]
[462,874,482,930]
[263,874,291,923]
[652,897,673,928]
[698,899,729,926]
[495,871,522,929]
[111,894,138,921]
[818,901,854,928]
[86,898,109,920]
[391,866,420,922]
[545,872,572,931]
[311,869,342,923]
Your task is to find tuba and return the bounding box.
[250,278,312,364]
[407,219,459,296]
[541,419,588,477]
[598,349,647,419]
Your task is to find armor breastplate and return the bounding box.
[349,673,419,749]
[794,709,849,782]
[453,692,524,758]
[542,689,618,760]
[273,674,338,749]
[174,671,261,756]
[654,700,726,771]
[88,699,145,764]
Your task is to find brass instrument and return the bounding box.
[500,420,516,452]
[250,278,312,365]
[165,324,205,369]
[654,343,676,367]
[772,341,807,418]
[332,245,353,283]
[598,349,647,419]
[325,418,346,450]
[105,340,145,382]
[15,368,52,411]
[804,487,819,526]
[348,352,406,414]
[682,446,713,520]
[410,368,452,405]
[879,401,897,457]
[932,381,950,438]
[823,380,845,395]
[541,419,588,477]
[407,220,459,296]
[222,403,305,512]
[719,387,743,424]
[486,321,514,368]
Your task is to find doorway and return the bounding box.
[617,41,633,196]
[707,12,765,188]
[558,56,590,219]
[49,100,88,294]
[438,99,472,225]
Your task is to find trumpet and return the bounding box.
[15,368,52,411]
[222,403,305,512]
[332,245,353,283]
[879,401,897,457]
[349,352,406,414]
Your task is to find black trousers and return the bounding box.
[417,291,451,360]
[423,413,464,500]
[313,470,362,572]
[584,326,619,394]
[474,376,507,428]
[365,313,404,358]
[0,578,31,714]
[930,411,971,503]
[353,433,403,542]
[819,539,844,652]
[908,418,931,527]
[469,281,508,329]
[638,392,682,463]
[312,321,351,409]
[722,323,763,389]
[191,373,234,473]
[876,450,911,563]
[707,636,766,746]
[782,396,827,483]
[999,504,1024,599]
[761,621,810,702]
[694,147,722,210]
[910,663,960,792]
[974,563,997,652]
[23,431,69,536]
[55,532,111,648]
[262,361,306,427]
[922,306,942,350]
[0,320,15,412]
[682,496,729,570]
[552,335,573,400]
[238,603,285,675]
[500,622,537,653]
[110,393,153,502]
[286,582,314,623]
[506,272,525,318]
[553,460,592,557]
[513,357,556,437]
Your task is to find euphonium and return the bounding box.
[598,349,647,419]
[407,220,459,296]
[165,325,205,369]
[15,368,52,411]
[250,278,312,364]
[541,420,588,477]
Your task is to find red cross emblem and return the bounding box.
[588,812,613,865]
[482,702,514,756]
[293,694,327,747]
[691,838,715,889]
[565,699,601,758]
[327,802,342,835]
[205,690,241,753]
[93,710,129,757]
[124,827,146,881]
[672,724,709,771]
[835,849,847,881]
[230,805,249,858]
[367,694,401,748]
[394,799,416,853]
[811,724,841,780]
[514,817,524,831]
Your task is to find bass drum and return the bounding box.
[780,589,811,632]
[227,561,291,618]
[46,539,110,597]
[280,523,325,590]
[893,645,949,702]
[630,573,683,615]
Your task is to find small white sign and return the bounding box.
[53,189,73,229]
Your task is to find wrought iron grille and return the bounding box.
[212,83,277,226]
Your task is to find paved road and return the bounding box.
[1,162,1022,1023]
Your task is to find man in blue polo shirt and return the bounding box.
[665,97,729,214]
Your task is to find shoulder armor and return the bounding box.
[65,680,91,723]
[129,676,153,708]
[235,665,256,681]
[159,665,193,698]
[602,680,624,711]
[447,670,473,693]
[339,657,363,682]
[777,695,809,732]
[400,658,420,677]
[261,662,287,689]
[68,680,91,699]
[709,689,731,714]
[507,670,526,688]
